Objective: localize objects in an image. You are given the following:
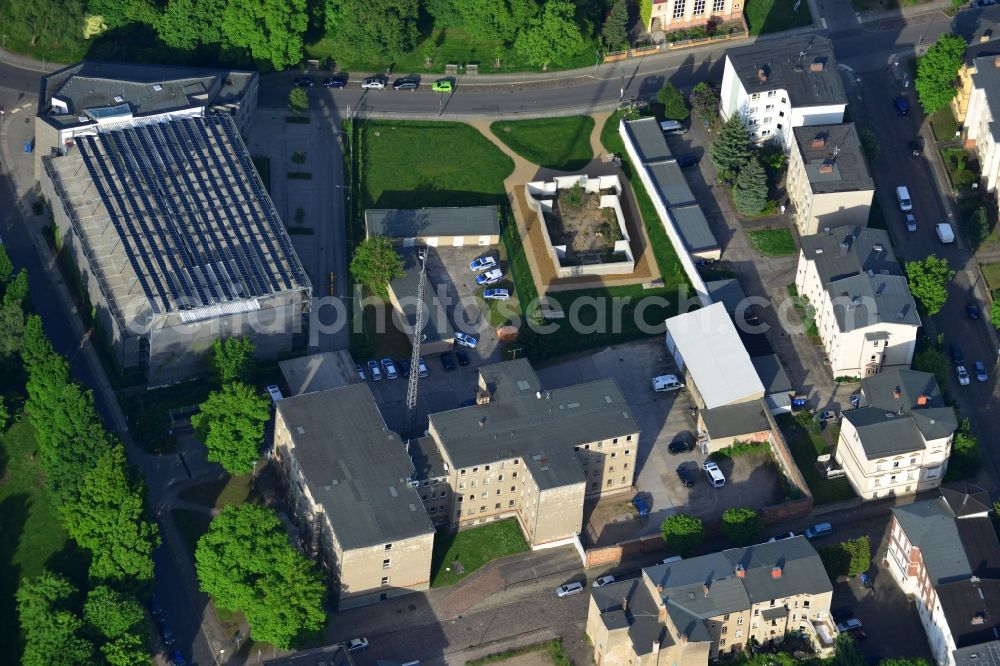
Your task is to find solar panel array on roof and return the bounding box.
[74,114,306,315]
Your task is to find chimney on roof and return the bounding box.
[735,564,746,578]
[758,67,768,82]
[873,244,884,252]
[479,417,487,428]
[917,394,928,406]
[679,634,688,645]
[893,386,901,399]
[703,583,710,597]
[819,160,834,174]
[658,605,667,623]
[653,640,661,653]
[772,565,783,579]
[810,60,825,72]
[994,55,1000,68]
[477,390,491,405]
[657,584,664,593]
[838,241,849,257]
[811,136,827,150]
[622,596,628,612]
[981,31,992,43]
[973,611,986,625]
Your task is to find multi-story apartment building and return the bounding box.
[587,536,837,665]
[786,124,874,236]
[422,359,639,548]
[962,53,1000,193]
[834,368,956,500]
[952,14,1000,124]
[646,0,744,38]
[721,36,847,147]
[795,227,920,378]
[273,384,436,610]
[886,489,1000,666]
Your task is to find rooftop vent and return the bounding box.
[735,564,746,578]
[917,394,928,406]
[758,67,768,82]
[885,412,896,419]
[893,386,902,398]
[680,634,688,644]
[536,391,542,399]
[703,583,710,597]
[810,60,825,72]
[839,242,850,257]
[981,30,993,43]
[297,426,305,434]
[772,565,783,579]
[153,84,163,91]
[113,95,124,103]
[995,56,1000,68]
[388,486,398,498]
[973,611,987,625]
[819,160,834,174]
[873,244,884,252]
[815,248,824,254]
[479,417,487,428]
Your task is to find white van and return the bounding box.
[652,374,684,392]
[936,222,955,243]
[895,186,912,211]
[702,461,726,487]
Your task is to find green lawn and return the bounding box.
[307,28,596,75]
[745,0,813,35]
[490,117,595,171]
[468,640,573,666]
[359,120,514,210]
[939,147,976,191]
[775,414,856,505]
[0,418,85,661]
[430,519,528,587]
[929,108,961,142]
[747,228,796,256]
[178,476,252,512]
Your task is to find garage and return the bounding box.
[364,206,501,248]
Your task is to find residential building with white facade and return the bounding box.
[787,124,874,236]
[886,489,1000,666]
[834,368,956,500]
[795,227,920,378]
[721,36,847,146]
[962,53,1000,193]
[646,0,745,38]
[587,536,837,665]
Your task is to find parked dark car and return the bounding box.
[967,303,981,319]
[676,154,699,169]
[909,138,923,156]
[392,77,419,91]
[293,76,315,88]
[440,352,456,372]
[950,344,965,366]
[631,494,651,517]
[894,96,909,115]
[455,349,470,366]
[149,594,163,616]
[397,358,411,378]
[667,438,694,455]
[323,76,346,89]
[159,619,176,647]
[676,465,696,487]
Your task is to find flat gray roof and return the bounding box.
[276,385,434,550]
[701,400,770,439]
[365,206,499,239]
[726,35,847,108]
[954,642,1000,666]
[429,359,637,490]
[279,351,361,396]
[706,278,748,315]
[893,497,974,584]
[751,354,793,395]
[43,114,309,327]
[39,61,256,130]
[622,118,673,163]
[647,160,696,208]
[671,204,719,253]
[792,124,874,194]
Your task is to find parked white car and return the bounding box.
[592,575,616,588]
[957,364,971,386]
[454,332,479,348]
[483,288,510,301]
[469,255,497,272]
[556,582,584,597]
[651,374,684,392]
[476,268,503,286]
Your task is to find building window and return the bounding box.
[803,600,810,609]
[737,617,744,625]
[694,0,706,13]
[765,104,774,111]
[721,639,727,647]
[722,626,728,635]
[510,486,515,492]
[609,466,615,472]
[461,469,466,475]
[622,476,627,484]
[383,559,391,569]
[754,609,759,616]
[713,0,725,10]
[613,438,619,444]
[429,507,437,514]
[624,463,630,470]
[735,630,743,639]
[607,479,613,486]
[485,465,490,471]
[481,491,487,499]
[480,506,486,513]
[767,90,776,98]
[471,480,477,488]
[512,472,518,478]
[498,474,504,481]
[627,435,633,441]
[458,496,463,502]
[385,544,392,551]
[473,467,478,473]
[724,614,730,621]
[625,449,631,456]
[381,576,389,586]
[458,482,465,490]
[611,452,617,459]
[496,489,501,496]
[750,93,760,101]
[495,503,501,510]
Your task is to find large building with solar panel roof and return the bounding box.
[36,62,311,385]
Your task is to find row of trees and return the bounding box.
[0,244,159,666]
[659,507,764,556]
[11,0,624,71]
[710,114,770,217]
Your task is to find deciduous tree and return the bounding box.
[905,254,955,315]
[101,633,149,666]
[992,300,1000,331]
[659,513,704,556]
[17,572,95,666]
[63,444,159,583]
[9,0,85,51]
[350,236,404,299]
[325,0,419,61]
[965,206,991,248]
[221,0,308,69]
[88,0,159,29]
[3,268,30,309]
[657,81,689,120]
[454,0,539,42]
[720,507,762,546]
[689,81,719,124]
[912,347,950,395]
[709,114,751,182]
[843,536,871,576]
[732,155,768,216]
[514,1,587,69]
[916,33,966,115]
[833,633,867,666]
[84,586,146,639]
[191,381,270,474]
[288,88,309,115]
[210,336,256,384]
[0,244,12,284]
[196,504,326,648]
[157,0,226,50]
[601,0,629,51]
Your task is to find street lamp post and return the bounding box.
[620,65,625,102]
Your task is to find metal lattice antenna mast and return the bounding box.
[405,250,427,437]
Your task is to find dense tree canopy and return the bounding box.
[514,1,587,69]
[192,381,270,474]
[221,0,308,69]
[732,155,769,216]
[64,444,160,583]
[916,33,966,115]
[720,507,762,546]
[350,236,405,299]
[601,0,629,51]
[905,254,955,315]
[456,0,539,42]
[709,114,752,182]
[660,514,704,556]
[690,81,720,122]
[196,504,327,648]
[657,81,689,121]
[17,572,95,666]
[157,0,226,50]
[326,0,419,61]
[84,586,146,640]
[210,335,256,384]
